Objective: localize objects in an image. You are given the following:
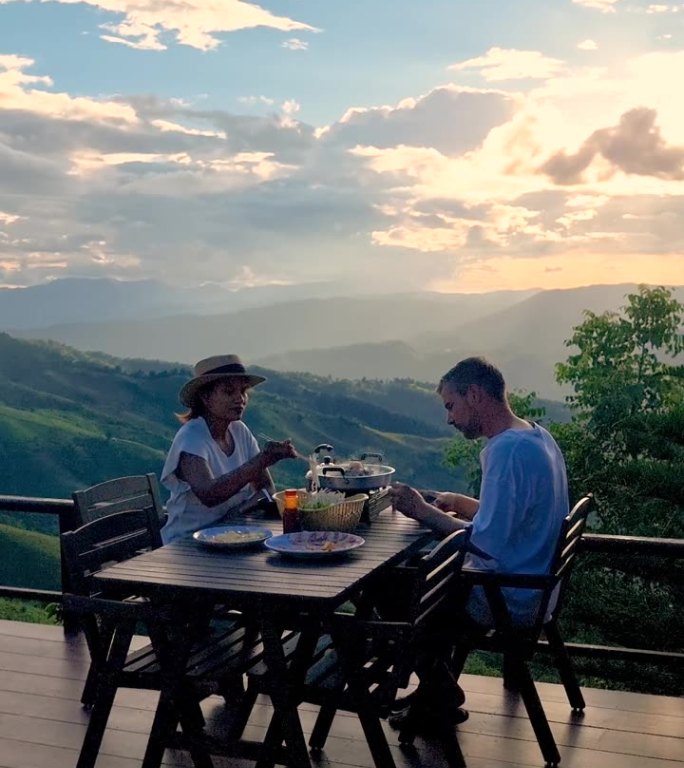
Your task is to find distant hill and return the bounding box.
[2,277,536,332]
[11,290,535,365]
[256,284,684,398]
[3,277,460,331]
[6,283,669,400]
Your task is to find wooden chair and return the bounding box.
[72,472,166,529]
[69,473,164,708]
[61,508,264,768]
[462,494,594,768]
[241,528,472,768]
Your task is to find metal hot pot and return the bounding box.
[306,444,395,492]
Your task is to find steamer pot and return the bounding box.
[306,445,395,492]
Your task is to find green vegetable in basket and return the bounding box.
[299,500,334,511]
[299,490,344,511]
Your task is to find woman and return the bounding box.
[161,354,297,543]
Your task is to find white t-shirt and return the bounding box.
[466,423,569,627]
[160,417,260,543]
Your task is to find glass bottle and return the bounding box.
[283,489,300,534]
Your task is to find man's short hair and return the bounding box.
[438,357,506,402]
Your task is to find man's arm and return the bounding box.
[389,483,470,537]
[433,492,479,521]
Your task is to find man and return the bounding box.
[388,356,569,729]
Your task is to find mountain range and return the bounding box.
[5,280,681,399]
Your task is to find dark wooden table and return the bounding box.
[93,508,431,768]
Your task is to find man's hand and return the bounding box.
[390,482,466,536]
[388,482,428,520]
[262,439,298,466]
[434,491,479,521]
[433,492,459,512]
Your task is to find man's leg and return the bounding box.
[388,614,487,730]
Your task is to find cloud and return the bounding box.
[449,48,566,81]
[282,38,308,51]
[541,107,684,184]
[0,55,138,125]
[1,0,319,52]
[572,0,621,12]
[238,95,276,107]
[1,44,683,292]
[577,39,598,50]
[645,4,683,13]
[323,85,517,156]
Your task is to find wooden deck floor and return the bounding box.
[0,619,682,768]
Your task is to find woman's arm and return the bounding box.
[178,440,294,507]
[253,467,276,496]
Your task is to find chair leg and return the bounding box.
[545,624,585,713]
[225,683,259,740]
[309,704,338,751]
[502,652,522,692]
[178,701,215,768]
[76,678,118,768]
[80,662,100,709]
[331,628,396,768]
[440,723,466,768]
[512,660,561,767]
[76,625,134,768]
[357,708,396,768]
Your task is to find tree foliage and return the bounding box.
[550,285,683,694]
[554,285,683,535]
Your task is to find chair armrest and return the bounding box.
[331,612,412,641]
[461,567,553,589]
[63,593,175,623]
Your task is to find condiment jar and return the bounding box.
[283,489,300,534]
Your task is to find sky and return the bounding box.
[1,0,683,295]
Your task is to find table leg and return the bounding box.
[255,617,318,768]
[141,618,214,768]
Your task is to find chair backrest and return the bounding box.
[72,473,165,529]
[61,507,162,597]
[540,493,594,626]
[409,527,472,632]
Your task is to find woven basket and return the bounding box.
[273,490,367,533]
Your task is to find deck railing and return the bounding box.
[1,493,682,670]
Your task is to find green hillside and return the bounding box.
[0,523,61,590]
[0,333,464,535]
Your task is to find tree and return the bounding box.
[554,285,683,536]
[550,286,683,693]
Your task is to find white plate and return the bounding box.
[193,525,272,550]
[264,530,365,559]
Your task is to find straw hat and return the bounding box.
[179,354,266,407]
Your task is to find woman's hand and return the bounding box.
[261,439,298,466]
